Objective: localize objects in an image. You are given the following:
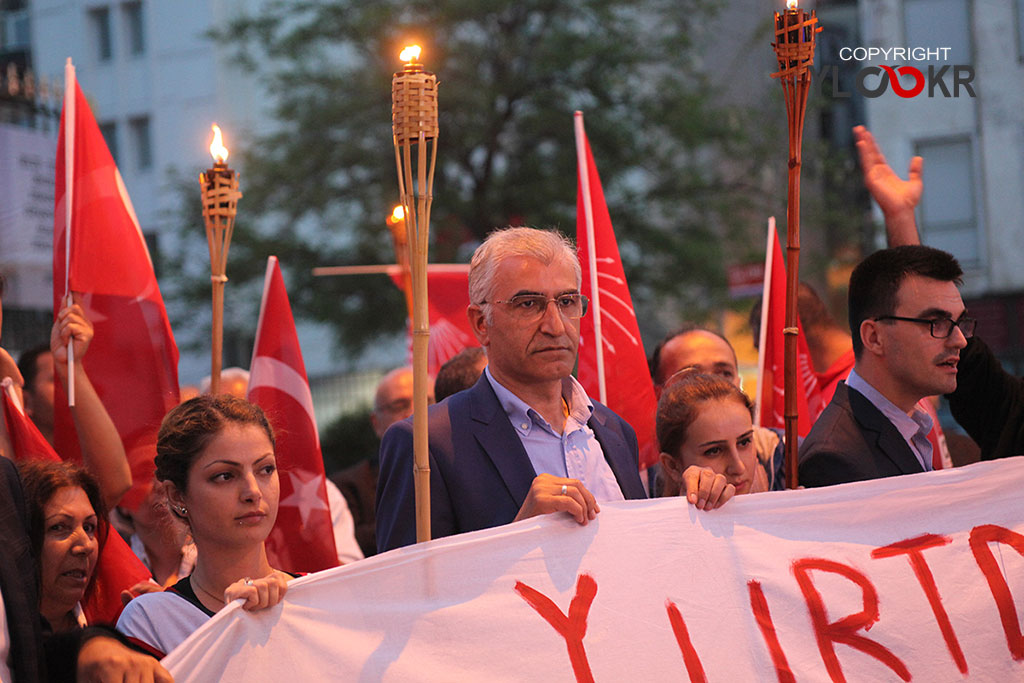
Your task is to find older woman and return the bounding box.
[117,395,292,656]
[18,460,104,632]
[657,372,785,501]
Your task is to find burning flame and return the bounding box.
[209,124,229,163]
[400,45,422,63]
[786,0,798,9]
[390,205,406,223]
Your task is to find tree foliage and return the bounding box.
[180,0,788,358]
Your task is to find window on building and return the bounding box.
[99,121,119,164]
[904,0,972,63]
[128,115,152,169]
[122,1,144,56]
[89,6,113,61]
[915,137,980,265]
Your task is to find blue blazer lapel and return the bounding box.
[467,377,537,508]
[846,385,925,475]
[590,407,645,499]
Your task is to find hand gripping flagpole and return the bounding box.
[392,45,438,544]
[772,1,821,489]
[63,58,76,406]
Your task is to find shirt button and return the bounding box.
[521,423,528,430]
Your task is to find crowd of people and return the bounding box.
[1,123,1021,682]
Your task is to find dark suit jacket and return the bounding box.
[799,382,925,487]
[376,375,646,552]
[1,456,43,682]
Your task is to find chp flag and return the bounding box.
[51,64,180,509]
[247,256,338,573]
[574,112,659,470]
[390,266,477,375]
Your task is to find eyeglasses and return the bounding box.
[484,293,589,322]
[873,314,977,339]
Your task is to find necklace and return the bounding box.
[190,577,225,606]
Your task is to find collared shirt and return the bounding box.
[484,367,625,502]
[846,368,934,472]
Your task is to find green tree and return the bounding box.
[175,0,790,359]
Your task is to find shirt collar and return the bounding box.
[845,368,933,443]
[484,366,594,436]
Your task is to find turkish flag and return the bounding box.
[389,267,477,376]
[52,75,180,510]
[755,219,824,436]
[574,113,659,470]
[2,379,150,625]
[248,256,338,573]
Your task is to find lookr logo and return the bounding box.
[822,46,976,98]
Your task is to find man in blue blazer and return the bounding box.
[377,227,648,552]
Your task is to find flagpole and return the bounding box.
[754,218,775,427]
[63,58,76,406]
[574,111,606,404]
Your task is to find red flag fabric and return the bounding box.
[389,267,476,375]
[574,114,659,470]
[756,221,824,436]
[247,256,338,573]
[52,78,180,510]
[2,379,150,625]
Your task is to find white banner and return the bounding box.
[164,458,1024,681]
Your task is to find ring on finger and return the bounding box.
[560,484,568,496]
[244,578,254,586]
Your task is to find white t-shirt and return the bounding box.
[116,590,210,657]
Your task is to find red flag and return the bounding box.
[755,219,824,436]
[247,256,338,573]
[574,112,659,470]
[389,267,476,375]
[2,380,150,625]
[52,76,180,509]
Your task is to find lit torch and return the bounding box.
[771,2,821,489]
[392,44,438,543]
[199,123,242,395]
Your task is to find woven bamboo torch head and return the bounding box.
[392,45,439,146]
[771,1,822,80]
[199,124,242,233]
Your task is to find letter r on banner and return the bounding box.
[792,558,912,682]
[515,573,598,683]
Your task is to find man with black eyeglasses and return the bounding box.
[376,227,651,552]
[799,245,974,486]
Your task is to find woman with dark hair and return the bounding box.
[657,372,784,500]
[117,395,292,656]
[18,460,105,632]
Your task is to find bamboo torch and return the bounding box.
[199,124,242,396]
[772,1,821,489]
[392,44,439,543]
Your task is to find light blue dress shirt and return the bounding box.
[845,368,934,471]
[484,367,625,502]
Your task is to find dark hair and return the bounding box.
[655,372,753,496]
[649,325,736,386]
[156,395,275,495]
[18,460,106,561]
[848,245,963,358]
[797,281,842,333]
[435,347,487,402]
[18,345,52,391]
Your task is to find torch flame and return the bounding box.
[400,45,422,63]
[390,205,406,223]
[786,0,798,9]
[209,124,229,163]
